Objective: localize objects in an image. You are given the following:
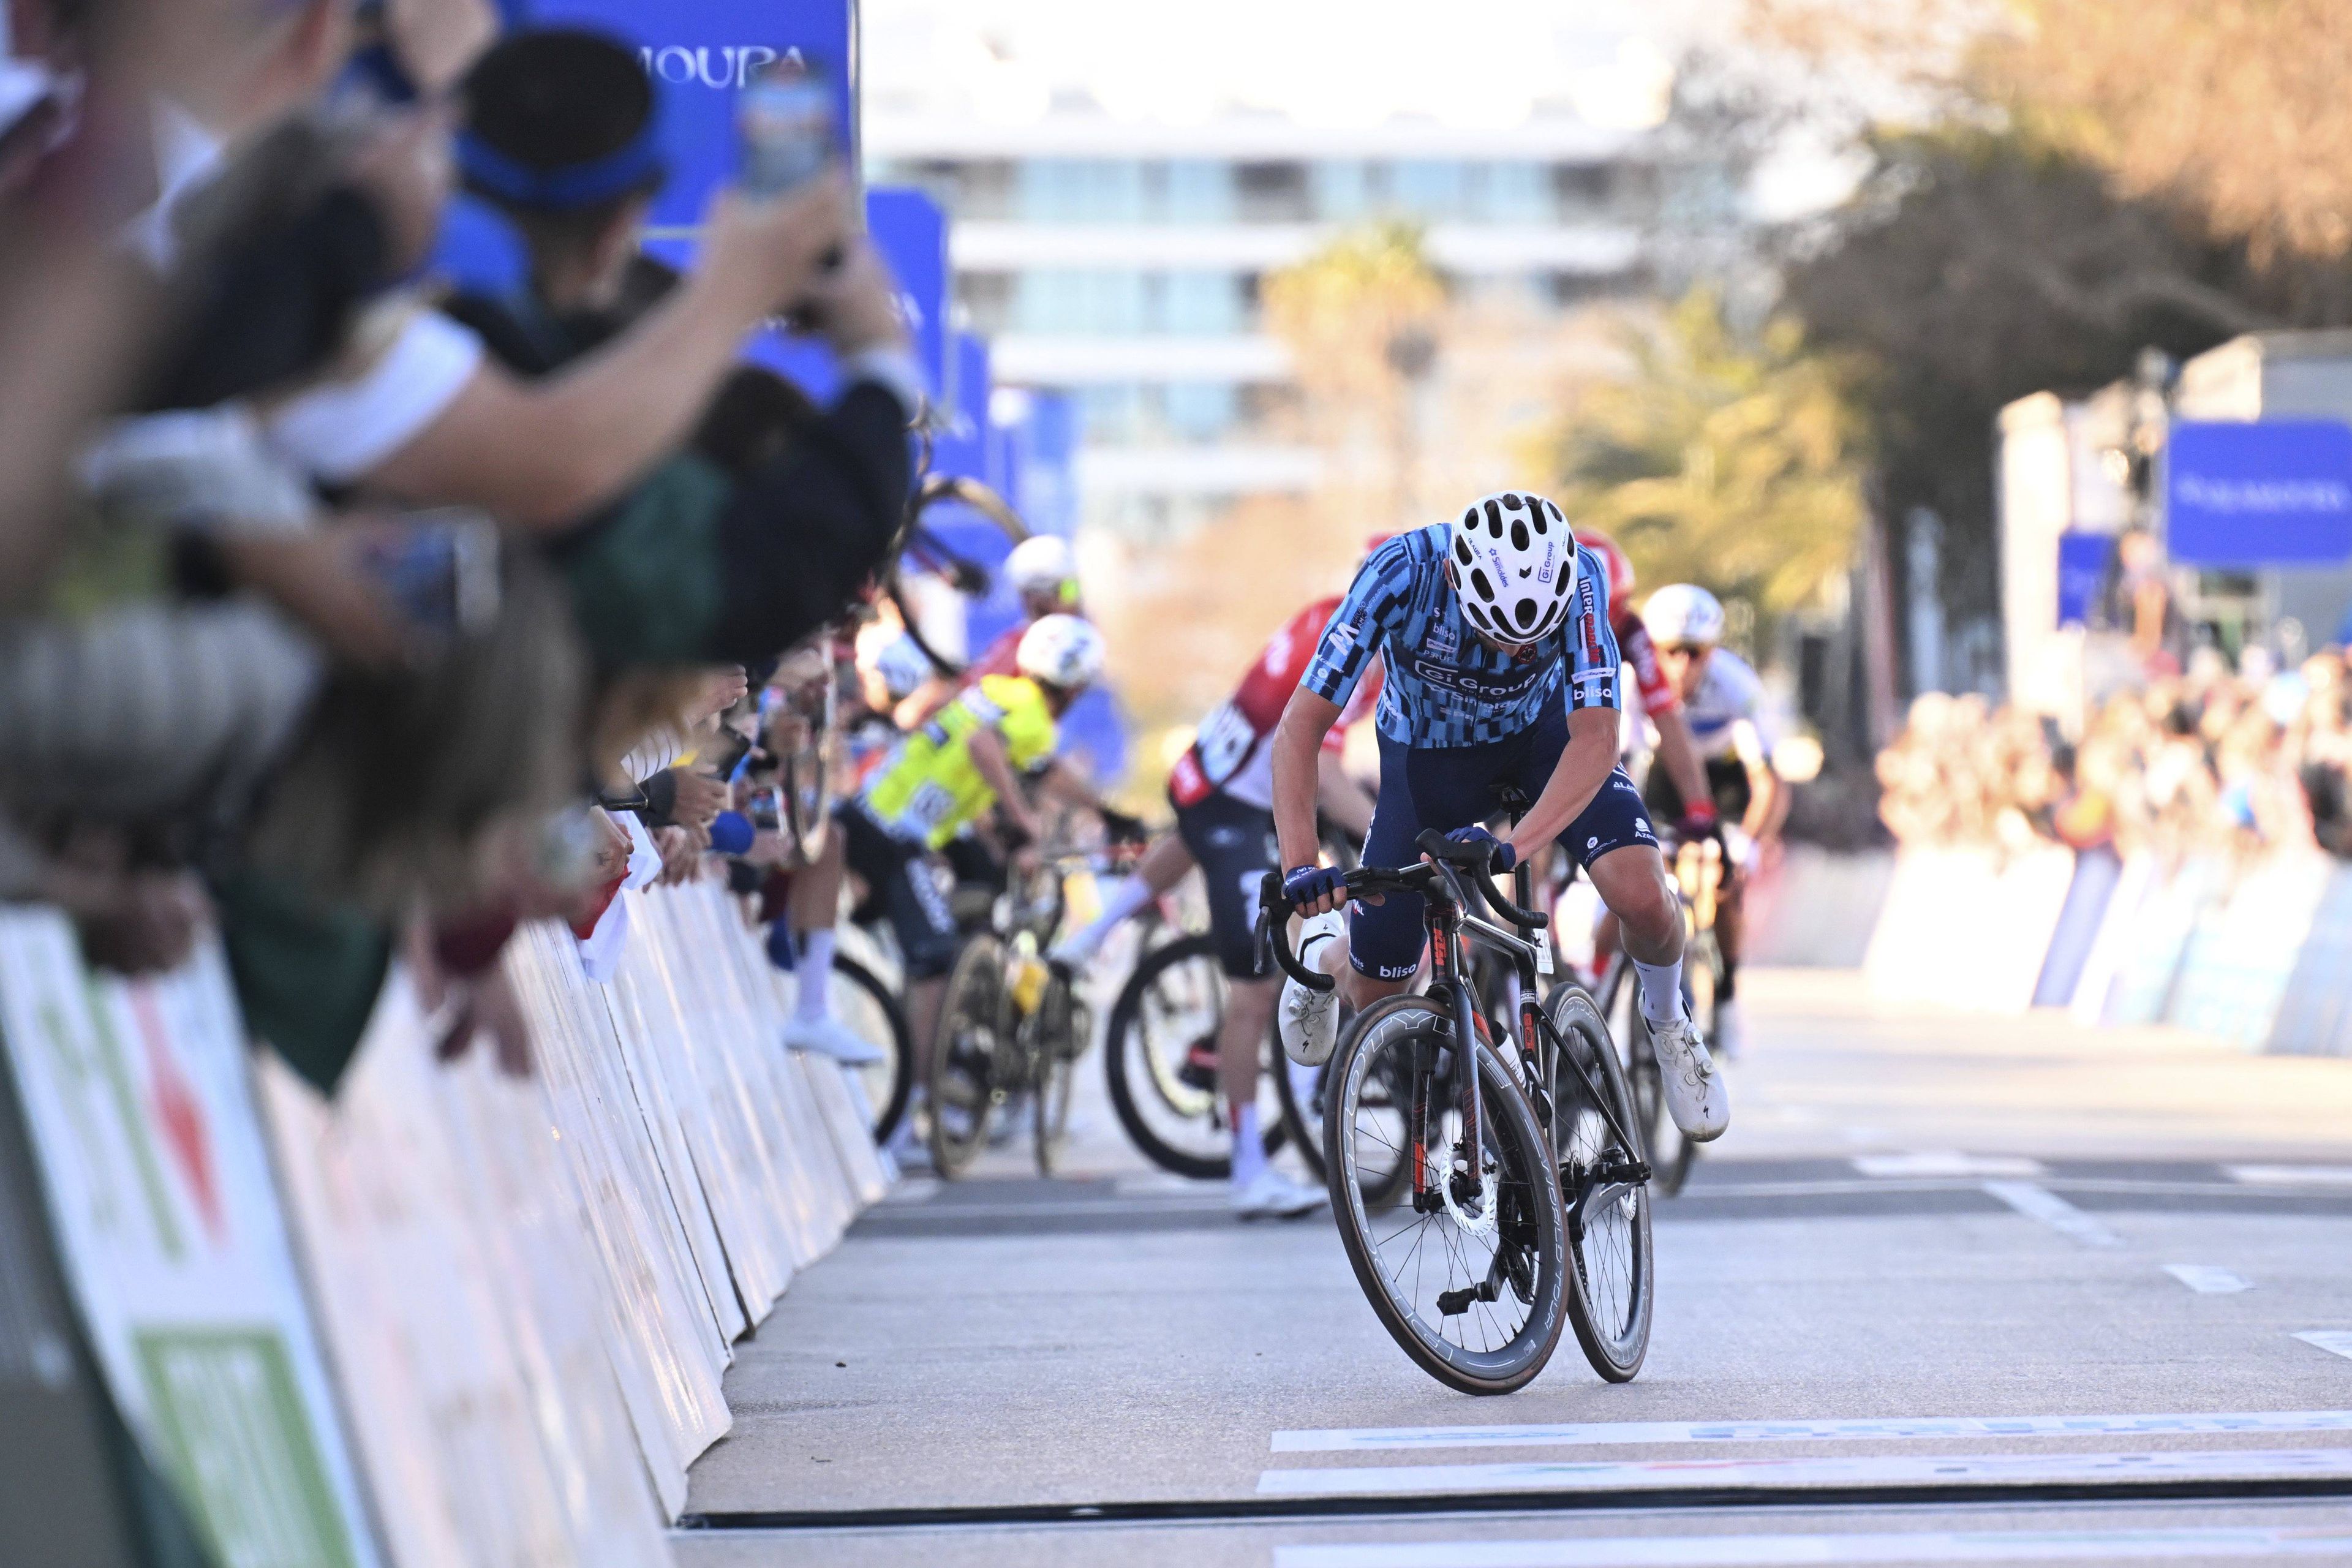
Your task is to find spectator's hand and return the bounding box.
[703,172,853,320]
[668,768,730,831]
[432,970,533,1078]
[801,236,910,356]
[656,825,703,886]
[62,870,210,975]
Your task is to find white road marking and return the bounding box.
[1270,1410,2352,1453]
[1980,1179,2123,1247]
[2226,1165,2352,1188]
[1273,1526,2352,1567]
[2297,1331,2352,1360]
[1852,1152,2046,1179]
[1256,1446,2352,1498]
[2165,1264,2253,1294]
[878,1177,940,1204]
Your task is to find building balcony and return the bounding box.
[991,334,1294,384]
[951,221,1643,276]
[1075,443,1323,496]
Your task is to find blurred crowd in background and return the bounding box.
[0,0,937,1094]
[1876,648,2352,862]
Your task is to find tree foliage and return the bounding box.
[1544,289,1869,628]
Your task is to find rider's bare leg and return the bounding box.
[1585,845,1686,1021]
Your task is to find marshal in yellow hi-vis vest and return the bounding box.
[859,674,1058,848]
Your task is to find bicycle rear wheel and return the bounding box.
[1544,984,1654,1383]
[930,934,1009,1177]
[829,954,913,1143]
[1104,935,1286,1179]
[1325,996,1567,1396]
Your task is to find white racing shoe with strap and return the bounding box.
[1232,1167,1329,1220]
[783,1014,888,1066]
[1647,1014,1729,1142]
[1277,911,1346,1066]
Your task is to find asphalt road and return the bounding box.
[673,969,2352,1567]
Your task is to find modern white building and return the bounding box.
[862,4,1696,535]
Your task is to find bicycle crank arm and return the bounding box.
[1436,1255,1510,1317]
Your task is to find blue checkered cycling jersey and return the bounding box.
[1302,525,1620,748]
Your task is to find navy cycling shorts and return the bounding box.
[1169,787,1280,980]
[1348,704,1658,981]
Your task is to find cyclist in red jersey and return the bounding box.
[1578,530,1711,833]
[1054,595,1379,1218]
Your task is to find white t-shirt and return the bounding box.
[259,305,486,484]
[1680,648,1780,766]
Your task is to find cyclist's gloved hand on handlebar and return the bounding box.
[1676,801,1720,843]
[1283,863,1347,915]
[1442,824,1517,873]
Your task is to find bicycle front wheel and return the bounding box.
[1545,984,1654,1383]
[1325,996,1568,1396]
[1033,972,1084,1177]
[830,954,914,1143]
[1104,935,1286,1180]
[930,935,1010,1178]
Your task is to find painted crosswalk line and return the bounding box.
[2225,1166,2352,1188]
[2298,1331,2352,1360]
[1851,1152,2046,1179]
[1272,1525,2352,1567]
[2165,1264,2254,1294]
[1981,1179,2123,1247]
[1271,1409,2352,1454]
[1256,1446,2352,1497]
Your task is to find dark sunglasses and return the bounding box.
[1662,642,1713,658]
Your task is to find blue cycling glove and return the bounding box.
[1444,825,1517,873]
[1282,864,1345,908]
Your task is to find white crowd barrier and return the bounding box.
[0,878,885,1567]
[1863,840,2352,1055]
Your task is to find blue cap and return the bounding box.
[708,811,755,857]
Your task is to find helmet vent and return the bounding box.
[1483,500,1503,537]
[1469,567,1494,602]
[1514,598,1538,631]
[1453,535,1473,566]
[1510,518,1528,552]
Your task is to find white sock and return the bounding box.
[1073,875,1155,951]
[1631,956,1686,1023]
[794,929,837,1023]
[1231,1101,1267,1188]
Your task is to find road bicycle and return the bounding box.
[927,846,1107,1178]
[1261,833,1654,1395]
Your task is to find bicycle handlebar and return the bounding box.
[1411,831,1549,932]
[1256,872,1333,992]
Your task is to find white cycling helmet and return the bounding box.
[1016,613,1105,691]
[1642,583,1727,648]
[1005,535,1079,601]
[1448,491,1578,644]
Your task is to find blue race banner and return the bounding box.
[2056,531,2114,628]
[522,0,855,230]
[2165,421,2352,567]
[866,187,949,404]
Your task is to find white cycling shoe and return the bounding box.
[1048,922,1108,970]
[1277,912,1346,1066]
[783,1014,888,1067]
[1232,1167,1328,1220]
[1647,1014,1730,1142]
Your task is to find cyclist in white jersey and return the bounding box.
[1637,584,1788,1057]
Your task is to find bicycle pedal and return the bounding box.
[1436,1278,1501,1317]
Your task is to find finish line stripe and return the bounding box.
[1257,1447,2352,1498]
[1273,1525,2352,1567]
[1272,1410,2352,1453]
[1981,1179,2123,1247]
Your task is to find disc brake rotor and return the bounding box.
[1438,1143,1499,1241]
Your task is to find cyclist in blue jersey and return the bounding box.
[1266,491,1728,1141]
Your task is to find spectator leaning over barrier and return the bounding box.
[260,24,921,685]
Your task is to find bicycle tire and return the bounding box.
[929,933,1010,1178]
[1545,984,1654,1383]
[1325,995,1568,1396]
[829,954,914,1144]
[1104,935,1286,1180]
[1033,971,1080,1177]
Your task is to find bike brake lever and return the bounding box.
[1257,872,1336,993]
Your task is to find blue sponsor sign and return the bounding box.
[2056,531,2114,628]
[523,0,854,230]
[2165,421,2352,567]
[866,187,949,403]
